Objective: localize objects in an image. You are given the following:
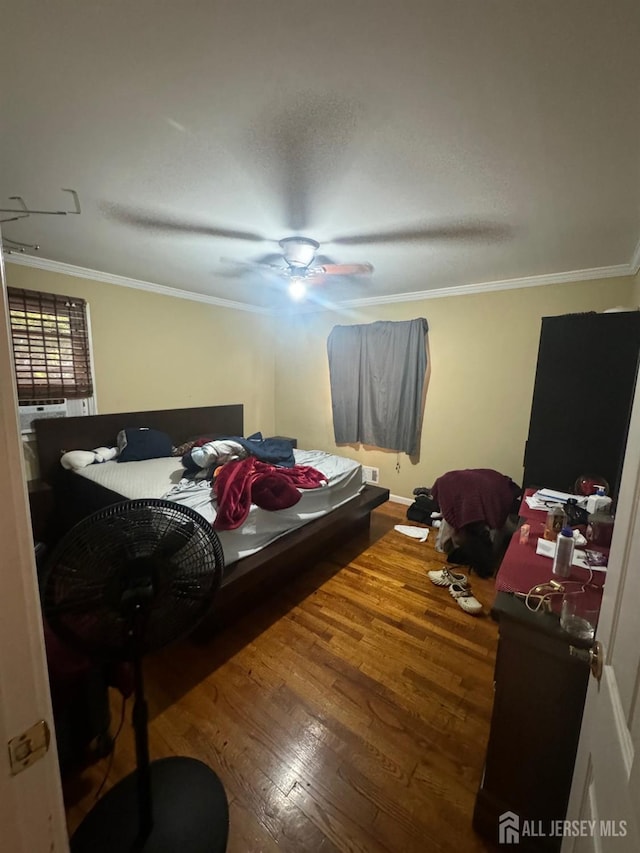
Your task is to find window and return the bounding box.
[327,317,429,455]
[7,287,93,401]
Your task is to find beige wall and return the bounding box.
[274,276,635,499]
[7,264,276,478]
[8,262,636,499]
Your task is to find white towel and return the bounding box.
[394,524,429,542]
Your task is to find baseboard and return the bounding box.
[389,493,412,506]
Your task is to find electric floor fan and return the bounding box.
[42,498,228,853]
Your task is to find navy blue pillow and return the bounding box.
[117,428,173,463]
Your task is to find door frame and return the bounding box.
[0,244,69,851]
[563,359,640,850]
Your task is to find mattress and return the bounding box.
[74,449,364,568]
[74,456,185,498]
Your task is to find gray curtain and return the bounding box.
[327,318,428,455]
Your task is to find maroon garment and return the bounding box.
[431,468,518,531]
[43,621,133,713]
[213,457,327,531]
[43,621,92,711]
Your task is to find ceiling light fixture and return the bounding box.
[288,278,307,301]
[279,236,319,269]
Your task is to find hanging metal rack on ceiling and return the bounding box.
[0,188,81,254]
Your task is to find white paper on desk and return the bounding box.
[526,489,588,510]
[537,488,585,503]
[536,538,556,559]
[535,537,607,572]
[573,551,607,572]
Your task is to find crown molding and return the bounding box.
[3,253,272,315]
[3,251,635,313]
[338,263,633,308]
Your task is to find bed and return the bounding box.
[34,404,389,623]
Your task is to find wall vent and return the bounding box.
[362,465,380,484]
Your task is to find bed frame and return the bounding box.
[35,404,245,486]
[34,404,389,623]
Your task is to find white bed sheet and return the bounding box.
[74,449,364,567]
[74,456,185,498]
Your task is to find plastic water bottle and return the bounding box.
[585,488,613,515]
[552,526,574,578]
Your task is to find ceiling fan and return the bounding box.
[101,95,511,300]
[222,236,374,300]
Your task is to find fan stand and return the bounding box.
[70,605,229,853]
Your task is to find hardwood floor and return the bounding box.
[63,501,500,852]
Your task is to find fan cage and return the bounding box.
[42,499,224,660]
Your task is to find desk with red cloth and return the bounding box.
[474,492,606,850]
[494,491,605,620]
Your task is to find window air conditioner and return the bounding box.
[19,399,68,434]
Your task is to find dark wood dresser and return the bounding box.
[473,503,603,851]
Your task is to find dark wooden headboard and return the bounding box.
[34,404,244,485]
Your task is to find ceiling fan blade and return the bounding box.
[315,254,336,266]
[220,256,285,272]
[273,121,310,234]
[218,257,291,284]
[314,263,374,276]
[248,94,362,232]
[102,203,267,242]
[255,253,287,266]
[331,222,512,246]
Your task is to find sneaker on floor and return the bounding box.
[427,567,468,587]
[448,582,483,615]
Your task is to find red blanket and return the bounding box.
[213,457,327,531]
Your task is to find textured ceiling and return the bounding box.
[1,0,640,309]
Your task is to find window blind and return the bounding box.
[7,287,93,400]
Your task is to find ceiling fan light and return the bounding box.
[288,279,307,301]
[279,236,319,268]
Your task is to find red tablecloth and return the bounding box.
[495,493,605,613]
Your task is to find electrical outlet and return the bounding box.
[362,466,380,484]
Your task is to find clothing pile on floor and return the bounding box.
[410,468,522,578]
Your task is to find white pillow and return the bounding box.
[60,450,98,471]
[93,446,118,463]
[60,446,118,470]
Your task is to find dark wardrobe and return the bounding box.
[523,311,640,498]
